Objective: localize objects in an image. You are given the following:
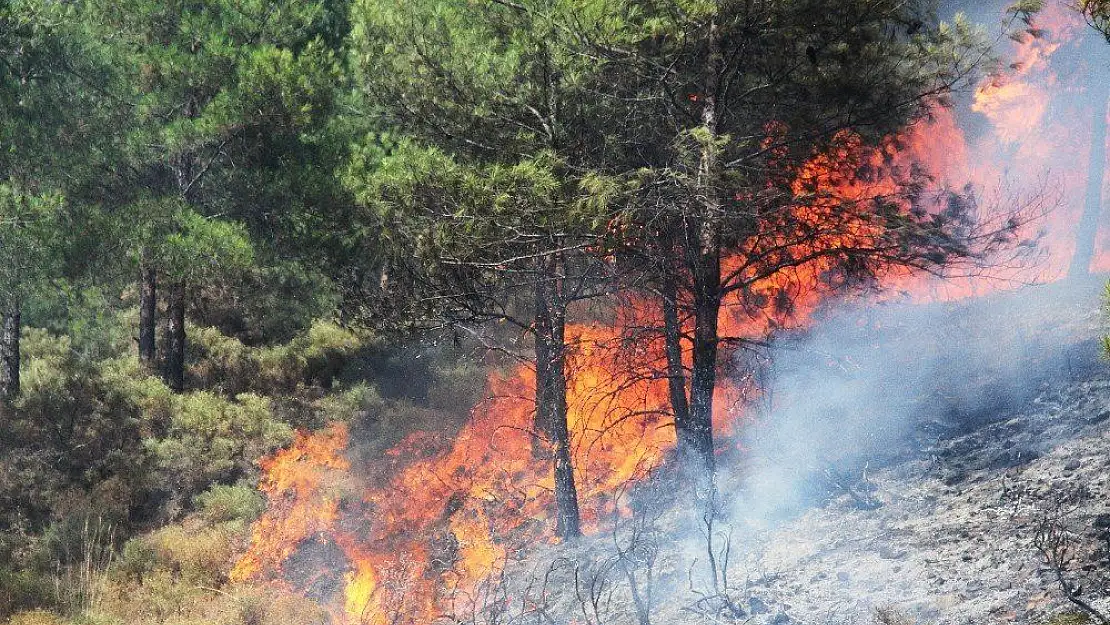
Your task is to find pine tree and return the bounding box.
[602,0,1017,495]
[0,0,93,399]
[77,0,347,389]
[347,0,639,538]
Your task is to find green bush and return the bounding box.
[9,337,151,527]
[191,262,339,346]
[146,524,240,586]
[24,284,130,365]
[193,485,265,524]
[115,538,159,584]
[189,321,366,395]
[0,570,53,620]
[147,392,293,509]
[261,320,364,390]
[187,327,262,396]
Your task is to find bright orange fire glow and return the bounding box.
[234,5,1110,624]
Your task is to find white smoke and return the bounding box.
[727,280,1103,527]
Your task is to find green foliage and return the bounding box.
[160,210,254,283]
[0,573,54,620]
[147,392,292,509]
[139,522,243,586]
[187,320,366,395]
[10,340,150,526]
[1080,0,1110,42]
[193,484,265,525]
[24,286,131,365]
[0,186,64,305]
[0,316,394,547]
[191,262,339,345]
[1008,0,1046,19]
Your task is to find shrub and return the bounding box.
[147,392,293,510]
[144,524,240,587]
[187,327,262,396]
[9,341,152,527]
[0,570,53,621]
[194,485,265,524]
[261,321,364,390]
[230,586,330,625]
[115,538,159,584]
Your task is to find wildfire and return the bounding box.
[233,4,1110,624]
[233,137,965,624]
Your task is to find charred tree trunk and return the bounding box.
[1070,82,1108,278]
[0,304,20,401]
[675,14,723,497]
[683,226,720,494]
[535,252,581,539]
[138,259,157,368]
[164,280,186,392]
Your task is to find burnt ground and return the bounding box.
[721,371,1110,625]
[495,280,1110,625]
[668,280,1110,624]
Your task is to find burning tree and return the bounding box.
[579,0,1032,493]
[348,0,638,539]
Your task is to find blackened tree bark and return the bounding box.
[138,258,157,367]
[683,222,721,494]
[164,280,186,392]
[1069,81,1108,278]
[534,252,582,539]
[0,304,20,400]
[674,15,724,497]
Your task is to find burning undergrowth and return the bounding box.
[233,277,1108,625]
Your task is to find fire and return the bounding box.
[233,134,955,624]
[231,424,350,583]
[234,4,1110,623]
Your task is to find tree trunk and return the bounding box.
[164,280,186,392]
[0,304,20,400]
[683,224,721,495]
[138,260,157,367]
[164,95,198,393]
[675,14,723,497]
[535,253,581,539]
[1069,82,1108,278]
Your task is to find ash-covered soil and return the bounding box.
[500,281,1110,625]
[724,374,1110,625]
